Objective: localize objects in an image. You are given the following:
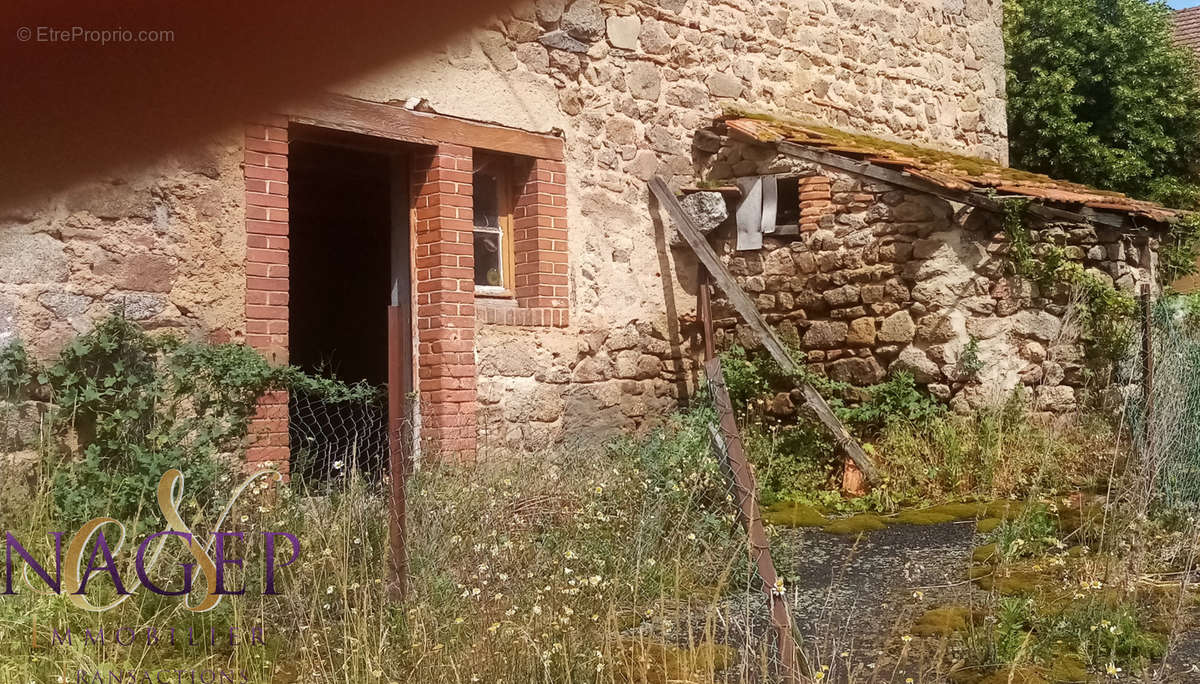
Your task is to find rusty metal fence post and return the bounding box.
[387,305,412,602]
[1141,284,1155,460]
[704,357,803,683]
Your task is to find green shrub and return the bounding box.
[718,344,772,409]
[972,594,1165,674]
[1002,199,1137,367]
[40,317,256,531]
[840,371,944,434]
[991,596,1036,665]
[743,422,837,506]
[990,504,1059,560]
[958,336,984,379]
[1161,214,1200,284]
[0,339,34,400]
[32,314,374,533]
[1040,600,1166,669]
[874,392,1110,503]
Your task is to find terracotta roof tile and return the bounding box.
[1175,7,1200,57]
[722,115,1184,225]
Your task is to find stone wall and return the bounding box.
[396,0,1008,446]
[475,322,691,453]
[0,132,247,358]
[700,144,1160,414]
[0,0,1010,453]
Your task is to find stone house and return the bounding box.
[690,116,1176,414]
[0,0,1177,471]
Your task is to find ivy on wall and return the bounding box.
[1000,199,1137,365]
[0,314,380,533]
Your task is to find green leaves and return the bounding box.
[1002,199,1137,366]
[839,372,946,434]
[0,340,34,400]
[24,313,382,533]
[1006,0,1200,210]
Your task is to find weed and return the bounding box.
[957,336,984,380]
[990,505,1059,560]
[840,371,945,434]
[874,395,1110,504]
[0,340,34,400]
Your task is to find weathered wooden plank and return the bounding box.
[760,174,778,235]
[650,176,881,484]
[652,177,792,367]
[705,358,802,683]
[698,267,715,362]
[734,176,764,250]
[290,93,565,161]
[775,141,1131,229]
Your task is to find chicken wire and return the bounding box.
[287,386,390,481]
[1123,295,1200,509]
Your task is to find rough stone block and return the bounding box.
[846,316,876,346]
[827,356,884,385]
[638,18,671,54]
[627,61,661,100]
[877,310,916,343]
[802,320,847,348]
[915,312,958,344]
[890,345,941,383]
[822,284,859,307]
[965,316,1008,340]
[606,14,641,49]
[0,401,51,451]
[0,233,68,284]
[538,30,590,53]
[705,71,743,98]
[94,253,176,293]
[101,293,167,321]
[535,0,567,23]
[1011,309,1061,343]
[1035,385,1075,412]
[560,0,604,41]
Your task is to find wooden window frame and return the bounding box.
[473,152,518,297]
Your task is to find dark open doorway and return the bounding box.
[286,129,412,482]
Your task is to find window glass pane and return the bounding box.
[474,231,503,287]
[473,171,499,229]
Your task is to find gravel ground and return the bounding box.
[776,519,981,681]
[1161,619,1200,682]
[641,516,1200,682]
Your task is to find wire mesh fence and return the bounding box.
[288,385,390,483]
[1123,294,1200,510]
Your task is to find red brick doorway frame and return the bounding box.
[242,96,567,470]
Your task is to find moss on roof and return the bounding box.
[719,106,1124,195]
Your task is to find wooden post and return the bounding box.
[698,267,715,362]
[649,176,881,484]
[387,305,409,602]
[705,358,803,683]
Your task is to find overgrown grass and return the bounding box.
[869,396,1112,507]
[720,343,1114,512]
[0,408,770,684]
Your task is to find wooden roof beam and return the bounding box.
[774,140,1136,230]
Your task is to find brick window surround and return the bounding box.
[477,157,570,327]
[242,103,567,467]
[797,174,832,232]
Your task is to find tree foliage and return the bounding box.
[1005,0,1200,209]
